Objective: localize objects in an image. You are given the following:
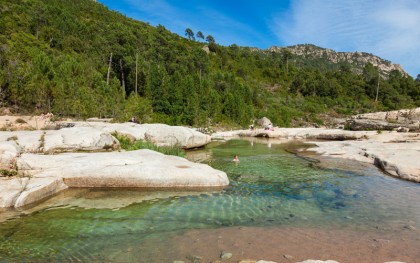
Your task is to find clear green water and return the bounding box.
[0,139,419,262]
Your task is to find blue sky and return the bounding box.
[97,0,420,77]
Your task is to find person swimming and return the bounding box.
[232,155,240,162]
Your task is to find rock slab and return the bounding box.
[0,149,229,208]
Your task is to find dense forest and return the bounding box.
[0,0,419,127]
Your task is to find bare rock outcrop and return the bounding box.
[347,108,420,132]
[268,44,407,77]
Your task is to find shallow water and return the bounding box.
[0,139,419,262]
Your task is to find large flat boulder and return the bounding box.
[18,150,228,188]
[43,127,117,152]
[0,149,228,208]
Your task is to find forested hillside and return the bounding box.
[1,0,419,127]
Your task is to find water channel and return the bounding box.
[0,139,419,262]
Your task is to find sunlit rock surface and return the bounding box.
[0,150,228,208]
[73,122,211,149]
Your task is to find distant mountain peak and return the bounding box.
[268,44,407,77]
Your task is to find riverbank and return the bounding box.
[212,128,420,183]
[1,133,418,263]
[0,122,228,209]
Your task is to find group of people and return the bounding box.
[129,116,139,123]
[38,112,54,120]
[264,123,273,131]
[249,123,274,131]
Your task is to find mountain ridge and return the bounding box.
[0,0,418,127]
[268,44,407,77]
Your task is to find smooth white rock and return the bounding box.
[0,177,29,207]
[43,127,117,152]
[73,122,211,148]
[142,123,211,148]
[0,141,21,167]
[309,139,420,182]
[213,128,376,140]
[1,149,228,208]
[17,149,229,188]
[0,130,44,152]
[14,177,68,208]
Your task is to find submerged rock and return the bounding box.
[220,251,232,260]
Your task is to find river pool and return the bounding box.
[0,139,419,262]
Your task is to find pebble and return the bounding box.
[297,260,340,263]
[186,255,202,263]
[283,254,294,259]
[403,225,416,230]
[220,251,233,260]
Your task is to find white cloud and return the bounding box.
[271,0,420,76]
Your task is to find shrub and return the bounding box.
[15,118,27,124]
[0,169,17,177]
[112,133,185,157]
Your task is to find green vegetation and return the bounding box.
[0,169,18,177]
[113,133,185,157]
[0,0,419,128]
[15,118,27,124]
[6,136,18,141]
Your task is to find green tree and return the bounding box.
[205,35,215,43]
[185,28,195,41]
[196,31,204,41]
[281,48,292,73]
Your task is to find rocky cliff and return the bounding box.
[269,44,407,77]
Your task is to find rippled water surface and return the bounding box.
[0,139,419,262]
